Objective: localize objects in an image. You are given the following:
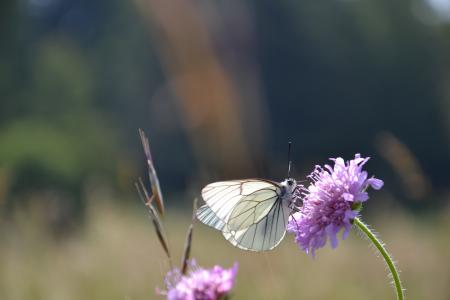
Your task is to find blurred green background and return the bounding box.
[0,0,449,299]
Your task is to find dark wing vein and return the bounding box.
[227,194,279,232]
[226,197,287,251]
[200,180,281,225]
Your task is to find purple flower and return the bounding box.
[158,260,238,300]
[287,154,383,256]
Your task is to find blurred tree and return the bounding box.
[0,0,449,216]
[253,0,450,196]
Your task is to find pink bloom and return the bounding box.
[287,154,383,256]
[159,260,238,300]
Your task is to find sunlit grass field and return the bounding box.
[1,199,449,300]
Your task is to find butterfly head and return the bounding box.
[281,178,297,195]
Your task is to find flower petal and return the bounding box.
[326,224,339,248]
[354,192,369,202]
[289,154,383,256]
[368,177,384,190]
[342,192,354,201]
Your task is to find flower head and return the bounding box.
[159,260,238,300]
[287,154,383,256]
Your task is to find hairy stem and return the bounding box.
[354,217,404,300]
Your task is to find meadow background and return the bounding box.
[1,0,450,299]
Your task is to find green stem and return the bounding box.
[353,217,404,300]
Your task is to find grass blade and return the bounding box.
[135,180,173,269]
[139,128,165,216]
[181,198,198,275]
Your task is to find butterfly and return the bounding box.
[196,177,298,251]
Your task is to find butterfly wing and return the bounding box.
[226,186,281,231]
[197,179,281,228]
[223,192,290,251]
[196,204,227,231]
[197,179,291,251]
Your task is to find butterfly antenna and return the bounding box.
[287,141,292,178]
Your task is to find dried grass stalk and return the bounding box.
[135,180,173,268]
[139,128,165,216]
[181,198,198,275]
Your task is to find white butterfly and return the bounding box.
[196,178,298,251]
